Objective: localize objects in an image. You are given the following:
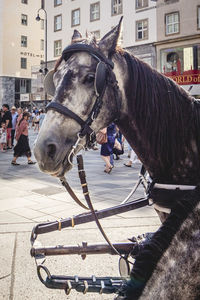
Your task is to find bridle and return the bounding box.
[46,44,121,157]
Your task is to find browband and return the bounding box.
[62,44,114,69]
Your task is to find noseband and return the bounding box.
[46,43,121,149]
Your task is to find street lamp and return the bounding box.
[36,7,48,106]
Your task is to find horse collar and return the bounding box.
[46,44,121,149]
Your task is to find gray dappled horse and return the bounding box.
[34,19,200,299]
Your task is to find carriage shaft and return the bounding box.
[31,242,135,257]
[33,198,148,237]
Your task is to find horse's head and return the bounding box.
[34,18,123,177]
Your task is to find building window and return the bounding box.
[21,36,27,47]
[136,19,148,40]
[90,2,100,22]
[54,15,62,31]
[71,9,80,26]
[41,39,44,51]
[54,0,62,6]
[91,30,100,40]
[21,58,27,69]
[21,14,28,25]
[54,40,62,57]
[136,0,148,10]
[165,12,179,35]
[41,19,44,30]
[111,0,123,16]
[198,6,200,29]
[21,0,28,3]
[161,45,200,76]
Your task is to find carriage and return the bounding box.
[31,18,200,299]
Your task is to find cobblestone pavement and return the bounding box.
[0,129,160,300]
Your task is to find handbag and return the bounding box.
[96,131,107,144]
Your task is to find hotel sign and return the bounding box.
[164,70,200,86]
[20,51,44,58]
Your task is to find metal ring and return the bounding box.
[37,265,51,284]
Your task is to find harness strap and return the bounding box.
[60,177,89,210]
[77,154,121,256]
[46,102,85,128]
[62,44,114,69]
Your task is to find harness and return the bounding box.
[31,44,198,296]
[46,43,121,151]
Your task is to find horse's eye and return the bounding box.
[84,73,95,84]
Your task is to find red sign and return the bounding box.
[163,70,200,85]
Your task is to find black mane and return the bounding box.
[122,51,200,183]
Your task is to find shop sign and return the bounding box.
[20,93,30,102]
[164,70,200,85]
[20,51,44,58]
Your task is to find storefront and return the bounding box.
[160,44,200,98]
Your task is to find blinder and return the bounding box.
[44,69,55,97]
[94,62,107,97]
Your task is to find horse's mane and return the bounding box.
[123,51,200,174]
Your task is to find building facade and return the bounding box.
[44,0,157,67]
[0,0,44,108]
[155,0,200,97]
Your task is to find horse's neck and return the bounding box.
[117,55,200,185]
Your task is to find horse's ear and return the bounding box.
[98,16,123,57]
[71,29,82,43]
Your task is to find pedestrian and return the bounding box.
[39,109,45,131]
[100,123,116,173]
[0,122,7,152]
[2,104,12,149]
[11,112,36,165]
[11,106,18,147]
[124,149,139,167]
[113,127,124,160]
[17,107,23,124]
[34,112,40,132]
[0,109,3,127]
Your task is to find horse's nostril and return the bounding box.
[47,143,57,159]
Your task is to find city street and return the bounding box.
[0,129,160,300]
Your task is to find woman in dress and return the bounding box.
[11,112,36,165]
[100,123,116,173]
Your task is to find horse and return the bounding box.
[34,18,200,299]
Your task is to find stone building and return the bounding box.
[0,0,44,108]
[155,0,200,97]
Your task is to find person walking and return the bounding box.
[2,104,12,149]
[124,149,139,167]
[11,112,36,165]
[0,122,7,152]
[16,107,23,123]
[39,109,45,131]
[11,106,18,147]
[100,123,116,173]
[34,112,40,132]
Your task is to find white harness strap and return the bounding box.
[149,183,196,214]
[154,183,196,190]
